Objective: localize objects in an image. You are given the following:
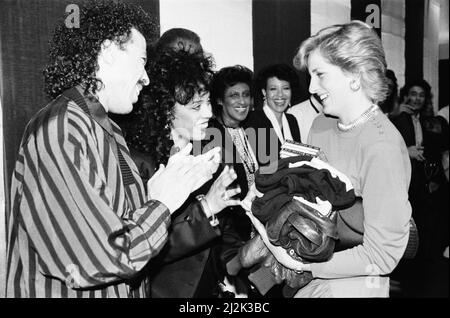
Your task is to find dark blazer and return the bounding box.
[243,109,301,167]
[148,195,222,298]
[204,118,251,199]
[130,150,221,298]
[392,112,429,214]
[204,118,253,267]
[393,112,449,162]
[392,112,421,147]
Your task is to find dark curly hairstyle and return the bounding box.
[123,49,215,165]
[210,65,254,117]
[43,0,157,98]
[149,28,203,59]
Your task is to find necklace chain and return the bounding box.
[337,104,380,132]
[227,127,257,188]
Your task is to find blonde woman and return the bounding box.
[288,21,412,297]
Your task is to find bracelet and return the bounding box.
[196,195,219,227]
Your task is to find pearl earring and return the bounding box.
[350,80,360,91]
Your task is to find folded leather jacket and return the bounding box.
[252,156,355,223]
[252,155,355,262]
[267,198,339,262]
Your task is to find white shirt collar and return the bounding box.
[263,104,293,144]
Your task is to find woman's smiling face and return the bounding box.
[220,82,251,127]
[172,91,212,141]
[263,77,292,115]
[307,49,355,118]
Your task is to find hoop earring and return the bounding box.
[350,80,360,91]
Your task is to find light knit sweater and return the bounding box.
[307,112,412,279]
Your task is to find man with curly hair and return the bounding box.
[6,0,219,298]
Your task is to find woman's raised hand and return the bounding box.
[399,97,415,115]
[204,165,241,215]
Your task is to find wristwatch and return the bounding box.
[196,194,219,227]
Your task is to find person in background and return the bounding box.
[392,79,434,119]
[391,79,448,259]
[244,63,301,166]
[392,80,432,204]
[6,0,218,298]
[387,78,449,295]
[208,65,257,197]
[286,20,411,297]
[207,65,261,297]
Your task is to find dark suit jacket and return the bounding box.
[130,149,221,298]
[148,196,222,298]
[204,118,250,199]
[243,109,301,167]
[203,118,253,273]
[392,112,422,147]
[392,112,429,210]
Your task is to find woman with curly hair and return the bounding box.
[123,45,243,297]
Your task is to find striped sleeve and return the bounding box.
[17,104,170,288]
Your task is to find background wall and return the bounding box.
[0,97,4,298]
[382,0,406,89]
[0,10,5,297]
[160,0,254,71]
[311,0,351,34]
[423,0,440,112]
[438,0,448,108]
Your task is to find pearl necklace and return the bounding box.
[337,104,380,132]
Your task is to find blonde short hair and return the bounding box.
[293,21,388,104]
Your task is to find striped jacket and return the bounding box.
[6,86,171,297]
